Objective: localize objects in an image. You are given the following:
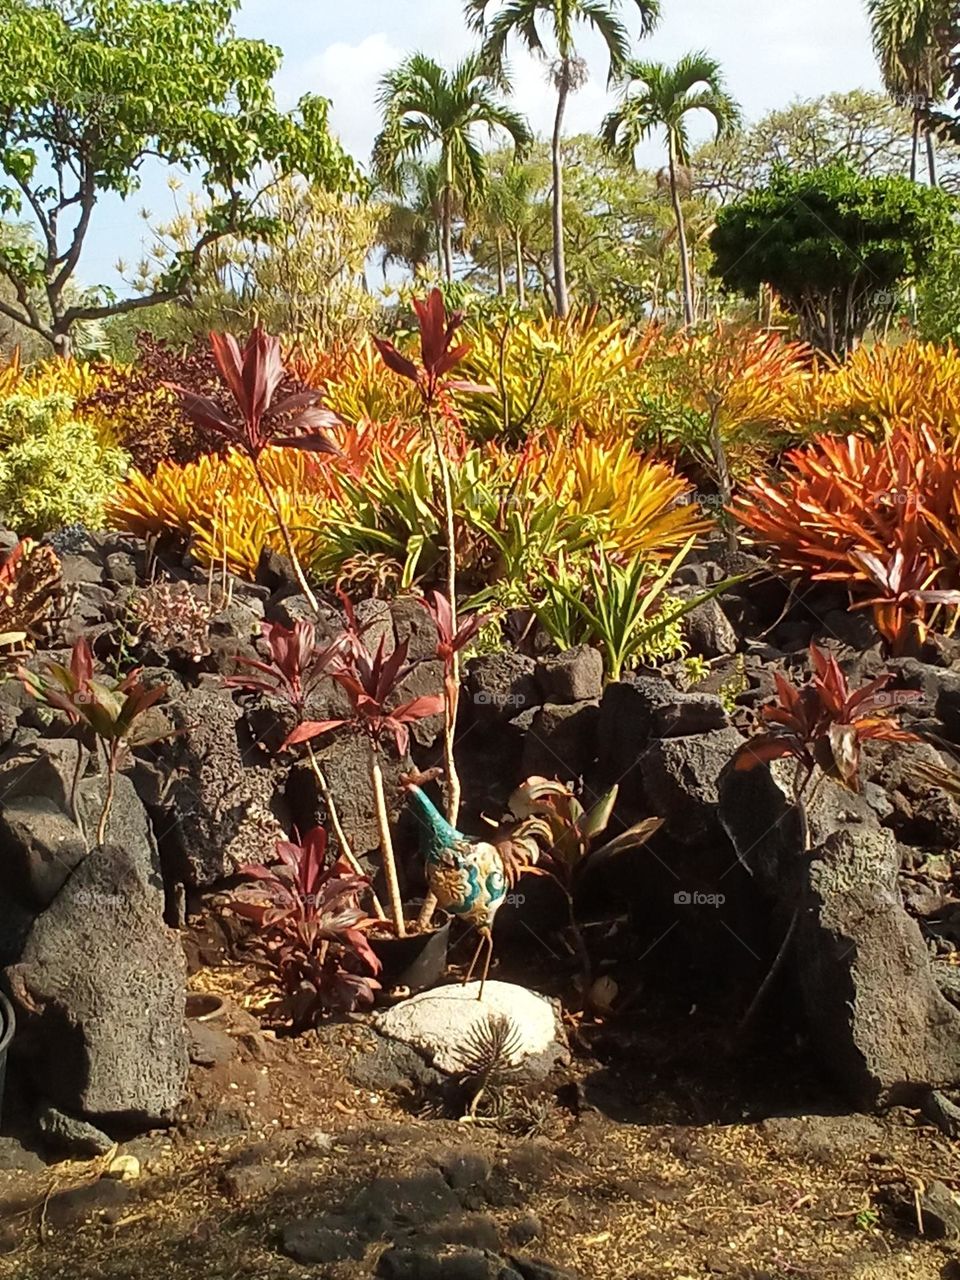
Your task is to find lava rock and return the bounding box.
[6,842,187,1124]
[353,1169,462,1232]
[683,598,738,658]
[466,653,540,727]
[534,647,603,704]
[798,827,960,1108]
[437,1148,493,1192]
[185,1020,237,1067]
[149,680,287,885]
[518,702,599,784]
[38,1104,114,1158]
[643,727,745,846]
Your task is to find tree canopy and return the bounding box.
[0,0,354,353]
[709,163,955,356]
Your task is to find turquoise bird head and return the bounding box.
[404,782,464,866]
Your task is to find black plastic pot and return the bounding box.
[0,990,14,1119]
[369,908,451,994]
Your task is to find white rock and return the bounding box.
[374,980,568,1077]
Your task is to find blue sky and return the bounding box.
[84,0,882,291]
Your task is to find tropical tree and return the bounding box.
[0,0,353,356]
[376,160,447,279]
[373,52,532,283]
[468,159,541,303]
[602,52,741,326]
[866,0,953,184]
[710,163,954,357]
[466,0,662,318]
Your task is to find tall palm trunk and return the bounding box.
[496,234,506,295]
[551,60,571,319]
[442,184,454,283]
[926,121,938,186]
[514,227,526,308]
[668,134,695,327]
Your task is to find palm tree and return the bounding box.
[373,52,532,283]
[466,0,661,318]
[602,53,741,326]
[866,0,952,184]
[469,159,540,303]
[376,160,446,278]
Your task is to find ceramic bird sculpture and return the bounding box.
[404,782,508,999]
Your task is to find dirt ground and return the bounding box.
[2,953,960,1280]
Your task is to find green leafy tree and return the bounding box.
[373,52,531,284]
[866,0,952,183]
[602,52,741,327]
[0,0,354,356]
[466,0,661,319]
[709,163,954,356]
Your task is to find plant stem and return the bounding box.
[252,456,320,615]
[96,744,117,848]
[70,734,86,845]
[564,883,592,993]
[369,742,405,937]
[307,743,386,921]
[427,413,461,823]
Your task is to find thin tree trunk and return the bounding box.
[551,63,570,319]
[926,125,938,187]
[669,136,695,328]
[496,234,506,296]
[369,744,405,937]
[514,229,526,308]
[911,108,921,182]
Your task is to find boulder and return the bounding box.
[374,981,569,1080]
[517,702,599,784]
[643,727,745,845]
[148,681,287,885]
[683,598,738,658]
[6,841,187,1123]
[465,653,540,728]
[797,827,960,1108]
[534,647,603,704]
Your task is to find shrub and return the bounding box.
[0,393,129,535]
[0,538,62,654]
[733,423,960,653]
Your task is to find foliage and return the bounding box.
[695,90,960,199]
[732,423,960,653]
[635,325,814,485]
[0,392,129,535]
[225,619,348,724]
[0,0,354,352]
[127,579,217,663]
[803,338,960,439]
[709,164,955,356]
[292,337,424,429]
[0,538,61,653]
[127,178,381,349]
[457,310,655,441]
[733,643,920,794]
[18,636,171,842]
[228,827,381,1025]
[535,541,726,681]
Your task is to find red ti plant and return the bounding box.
[166,327,341,613]
[18,637,171,846]
[286,600,444,938]
[224,619,382,916]
[228,826,382,1027]
[732,643,920,799]
[374,292,492,822]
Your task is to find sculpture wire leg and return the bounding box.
[462,929,486,987]
[476,929,493,1001]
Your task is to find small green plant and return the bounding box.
[717,653,748,715]
[681,653,710,688]
[535,541,733,683]
[0,393,129,535]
